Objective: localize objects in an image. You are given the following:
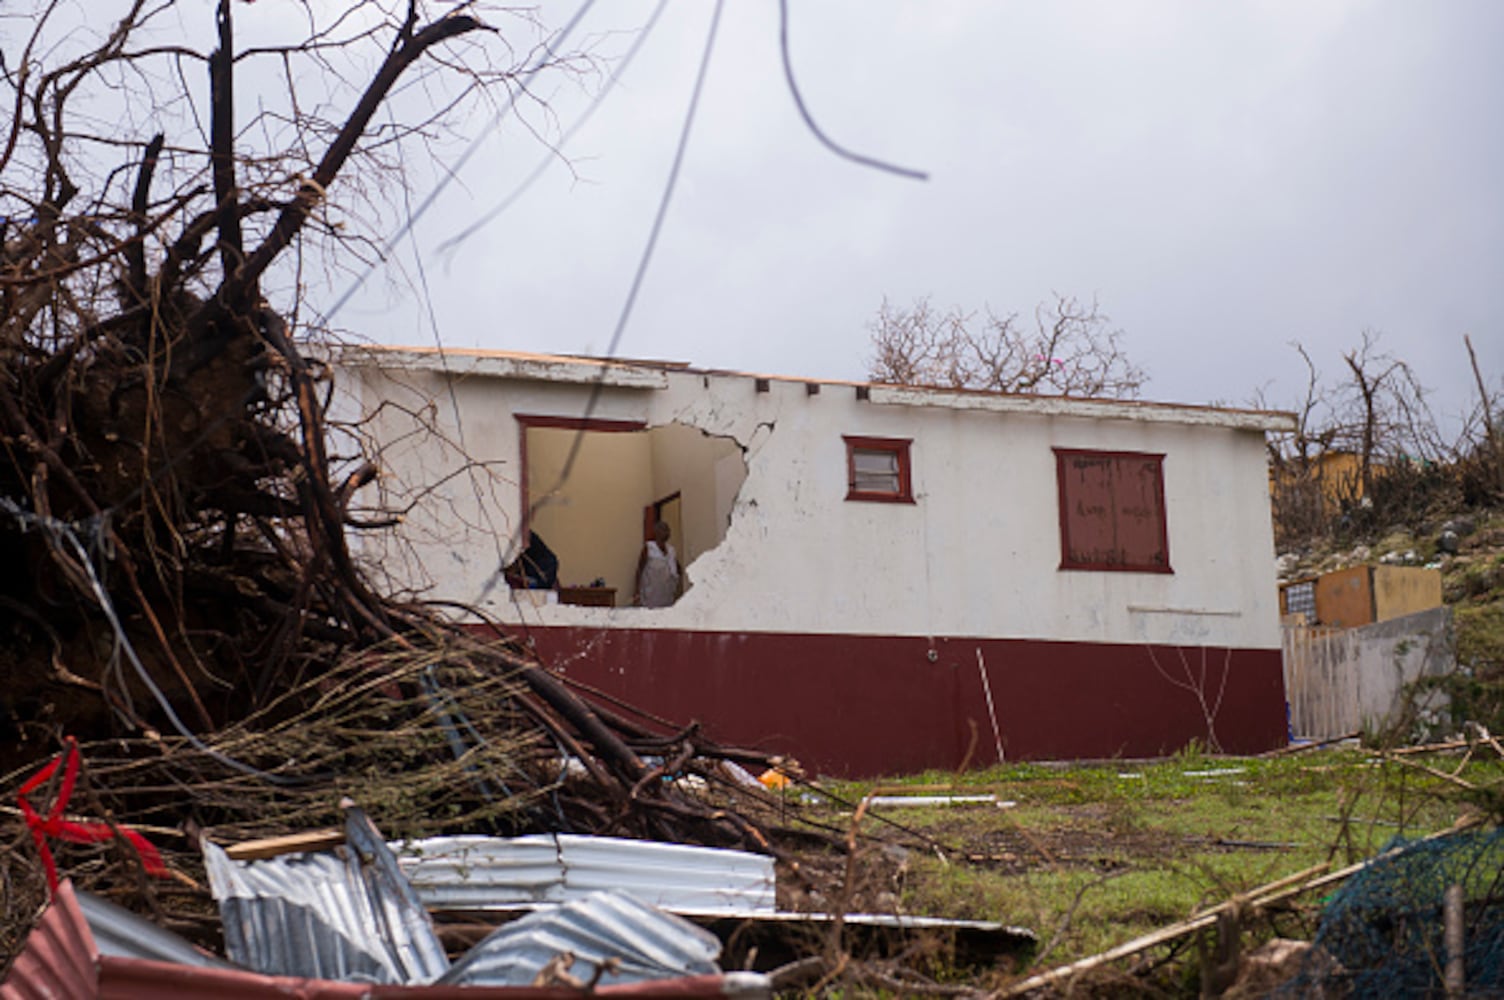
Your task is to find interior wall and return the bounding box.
[523,422,745,606]
[525,427,652,600]
[647,423,746,565]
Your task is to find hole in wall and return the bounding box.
[520,421,749,608]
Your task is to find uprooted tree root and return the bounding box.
[0,0,826,964]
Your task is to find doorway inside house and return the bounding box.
[646,491,684,546]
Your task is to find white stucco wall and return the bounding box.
[339,350,1292,650]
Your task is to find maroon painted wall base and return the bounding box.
[494,625,1287,778]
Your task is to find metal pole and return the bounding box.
[1444,883,1465,997]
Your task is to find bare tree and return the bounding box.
[1463,334,1504,501]
[866,293,1148,398]
[1335,330,1443,495]
[1262,334,1473,544]
[1258,343,1342,547]
[0,0,570,739]
[0,7,811,932]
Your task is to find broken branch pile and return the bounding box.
[0,0,797,964]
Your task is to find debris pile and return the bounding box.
[4,805,776,998]
[0,629,809,955]
[0,1,794,950]
[4,789,1039,998]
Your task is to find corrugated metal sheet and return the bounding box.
[203,807,450,984]
[76,889,234,967]
[0,880,99,1000]
[104,965,770,999]
[0,881,236,1000]
[393,834,776,915]
[440,890,726,987]
[0,880,769,999]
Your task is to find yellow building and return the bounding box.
[1269,450,1365,514]
[1280,564,1442,628]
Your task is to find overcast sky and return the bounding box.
[337,1,1503,430]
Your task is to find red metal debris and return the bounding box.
[1,881,767,1000]
[17,737,170,891]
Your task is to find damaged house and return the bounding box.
[336,346,1296,776]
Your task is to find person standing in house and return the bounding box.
[635,520,681,607]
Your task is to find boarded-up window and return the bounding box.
[1054,449,1171,573]
[844,436,913,503]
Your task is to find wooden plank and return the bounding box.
[222,828,346,860]
[998,863,1330,997]
[1283,624,1360,740]
[1001,819,1480,997]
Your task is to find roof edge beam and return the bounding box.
[338,347,669,390]
[866,384,1296,432]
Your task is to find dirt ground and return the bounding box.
[777,801,1260,911]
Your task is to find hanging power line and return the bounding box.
[778,0,928,181]
[388,106,514,580]
[313,0,600,329]
[478,0,727,606]
[592,0,725,367]
[506,0,927,578]
[437,0,673,259]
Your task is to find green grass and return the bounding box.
[796,748,1503,979]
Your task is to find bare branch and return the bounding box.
[209,0,245,306]
[867,293,1147,398]
[216,12,484,306]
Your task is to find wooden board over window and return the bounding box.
[844,436,914,503]
[1054,448,1171,573]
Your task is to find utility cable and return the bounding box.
[532,0,725,505]
[0,497,300,786]
[313,0,599,329]
[591,0,724,370]
[437,0,672,258]
[480,0,726,605]
[388,104,512,578]
[777,0,928,181]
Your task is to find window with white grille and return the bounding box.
[843,436,913,503]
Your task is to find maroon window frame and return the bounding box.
[1054,448,1171,573]
[844,435,914,503]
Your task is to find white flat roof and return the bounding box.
[338,344,1296,432]
[867,383,1295,432]
[336,345,669,390]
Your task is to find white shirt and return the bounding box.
[638,540,680,608]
